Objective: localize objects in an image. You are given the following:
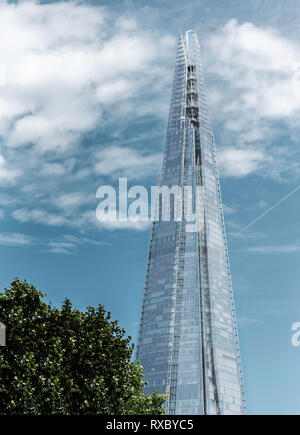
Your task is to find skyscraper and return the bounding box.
[136,30,246,415]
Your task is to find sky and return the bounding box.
[0,0,300,414]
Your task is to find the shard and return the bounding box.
[136,30,246,415]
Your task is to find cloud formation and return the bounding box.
[0,231,33,246]
[0,0,174,168]
[239,244,300,254]
[0,153,21,183]
[2,1,166,148]
[94,146,162,179]
[217,147,265,177]
[1,4,299,240]
[207,19,300,179]
[208,19,300,122]
[0,0,175,234]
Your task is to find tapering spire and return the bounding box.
[137,30,246,415]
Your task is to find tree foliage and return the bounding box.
[0,279,167,415]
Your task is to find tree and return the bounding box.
[0,278,167,415]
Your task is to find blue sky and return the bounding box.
[0,0,300,414]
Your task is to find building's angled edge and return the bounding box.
[136,30,246,415]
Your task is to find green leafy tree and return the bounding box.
[0,279,167,415]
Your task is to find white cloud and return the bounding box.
[52,191,91,212]
[0,193,15,206]
[12,208,69,226]
[10,201,151,232]
[208,19,300,121]
[84,209,151,232]
[62,234,107,247]
[95,79,135,104]
[0,153,22,183]
[115,16,138,32]
[47,241,75,255]
[97,219,151,231]
[0,226,108,253]
[207,19,300,179]
[0,0,174,155]
[257,200,268,208]
[217,147,265,177]
[38,158,77,178]
[0,0,175,233]
[94,146,162,179]
[238,316,263,327]
[241,244,300,254]
[222,204,237,215]
[0,231,32,246]
[10,198,152,232]
[39,162,67,176]
[46,233,107,254]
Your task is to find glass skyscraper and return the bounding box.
[136,30,246,415]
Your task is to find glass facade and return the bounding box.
[136,31,246,415]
